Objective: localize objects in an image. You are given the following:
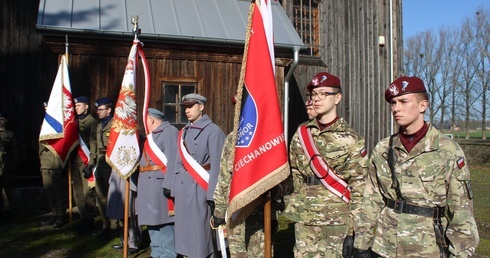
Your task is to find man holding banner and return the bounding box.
[172,93,225,258]
[137,108,178,258]
[284,72,369,257]
[70,96,98,233]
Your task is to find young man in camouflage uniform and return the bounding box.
[284,72,368,257]
[353,76,479,257]
[0,112,19,219]
[70,96,98,233]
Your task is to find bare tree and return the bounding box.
[437,28,458,130]
[473,8,490,139]
[459,18,480,139]
[404,30,443,126]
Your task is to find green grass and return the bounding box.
[444,130,490,139]
[470,164,490,257]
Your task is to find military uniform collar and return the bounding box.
[394,123,439,157]
[152,121,170,134]
[186,114,212,130]
[307,116,347,133]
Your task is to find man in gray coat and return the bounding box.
[137,108,178,258]
[171,93,225,258]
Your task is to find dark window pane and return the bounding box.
[164,105,177,123]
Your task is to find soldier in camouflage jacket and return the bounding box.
[353,76,479,257]
[284,72,369,257]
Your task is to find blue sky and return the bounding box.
[403,0,490,39]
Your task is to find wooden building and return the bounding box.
[1,0,403,176]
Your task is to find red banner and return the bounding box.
[227,0,290,219]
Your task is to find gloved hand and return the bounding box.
[353,248,372,258]
[342,235,354,257]
[163,188,171,199]
[212,216,226,227]
[207,200,215,216]
[83,165,93,179]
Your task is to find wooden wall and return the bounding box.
[0,0,55,175]
[44,38,288,136]
[283,0,404,152]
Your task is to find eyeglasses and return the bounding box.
[310,91,338,100]
[97,108,108,111]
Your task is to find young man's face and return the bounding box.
[75,102,88,116]
[311,86,341,116]
[306,105,317,120]
[184,103,204,123]
[390,93,427,129]
[96,105,111,119]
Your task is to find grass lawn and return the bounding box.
[0,164,489,257]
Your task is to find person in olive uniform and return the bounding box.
[353,76,479,258]
[70,96,98,233]
[92,97,114,239]
[39,103,68,229]
[171,93,225,258]
[0,111,19,219]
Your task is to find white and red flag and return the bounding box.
[227,0,290,221]
[106,40,150,179]
[39,55,78,166]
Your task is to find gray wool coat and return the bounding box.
[171,114,225,258]
[136,121,178,226]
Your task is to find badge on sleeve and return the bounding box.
[360,147,367,157]
[457,157,465,169]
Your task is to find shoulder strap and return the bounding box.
[388,134,404,201]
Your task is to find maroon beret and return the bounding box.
[385,76,427,102]
[305,99,313,106]
[307,72,341,92]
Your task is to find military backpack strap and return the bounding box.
[387,134,448,258]
[388,134,404,201]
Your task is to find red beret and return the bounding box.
[305,99,313,106]
[307,72,341,92]
[385,76,427,102]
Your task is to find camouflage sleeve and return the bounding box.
[445,147,479,257]
[282,130,309,222]
[346,137,369,235]
[288,131,309,196]
[213,133,234,218]
[354,144,386,250]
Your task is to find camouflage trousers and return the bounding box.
[228,215,276,258]
[293,223,348,258]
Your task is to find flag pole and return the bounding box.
[264,193,272,258]
[65,34,74,227]
[123,181,130,258]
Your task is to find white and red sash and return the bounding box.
[298,126,351,203]
[77,134,95,187]
[143,132,174,215]
[178,129,209,190]
[144,133,168,173]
